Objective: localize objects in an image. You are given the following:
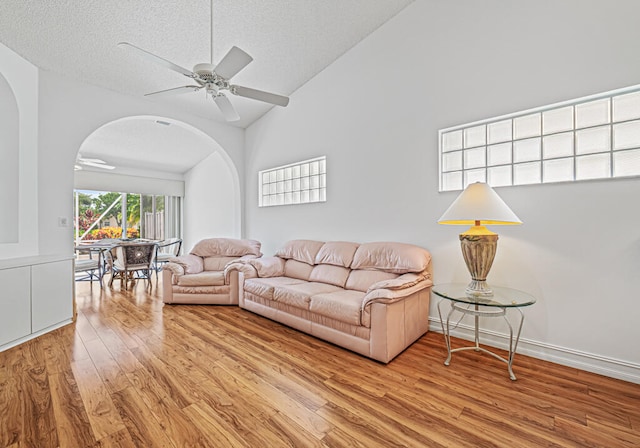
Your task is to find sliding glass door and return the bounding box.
[74,190,182,244]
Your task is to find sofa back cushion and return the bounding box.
[284,259,314,281]
[314,241,360,268]
[203,256,239,272]
[309,264,350,288]
[345,270,398,292]
[191,238,262,258]
[275,240,324,265]
[351,242,431,274]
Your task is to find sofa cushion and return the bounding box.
[309,290,365,326]
[351,242,431,274]
[275,240,325,265]
[284,259,314,281]
[273,282,342,309]
[203,256,238,272]
[176,271,225,287]
[190,238,262,258]
[309,264,350,288]
[244,277,306,300]
[345,270,398,292]
[314,241,360,268]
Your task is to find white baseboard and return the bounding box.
[0,319,73,353]
[428,317,640,385]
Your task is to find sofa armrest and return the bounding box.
[224,261,259,283]
[362,275,433,310]
[224,255,285,282]
[248,256,285,277]
[366,273,427,293]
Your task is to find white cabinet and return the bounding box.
[0,266,31,346]
[32,260,73,333]
[0,255,74,351]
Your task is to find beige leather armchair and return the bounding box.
[162,238,261,305]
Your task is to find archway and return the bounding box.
[74,115,241,251]
[0,72,19,243]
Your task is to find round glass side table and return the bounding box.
[432,283,536,380]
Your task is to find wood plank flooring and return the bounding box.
[1,277,639,447]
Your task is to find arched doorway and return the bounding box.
[73,115,241,251]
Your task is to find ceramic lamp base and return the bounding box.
[459,231,499,297]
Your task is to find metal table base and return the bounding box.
[437,300,526,381]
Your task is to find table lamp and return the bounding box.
[438,182,522,297]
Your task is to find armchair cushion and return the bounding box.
[176,271,225,287]
[203,256,240,271]
[191,238,261,258]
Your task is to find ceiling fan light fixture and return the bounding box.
[193,63,215,76]
[119,0,289,123]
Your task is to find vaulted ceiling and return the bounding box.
[0,0,414,129]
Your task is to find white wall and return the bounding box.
[245,0,640,382]
[37,70,245,256]
[183,151,242,252]
[0,42,38,259]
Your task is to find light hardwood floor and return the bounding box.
[1,277,639,447]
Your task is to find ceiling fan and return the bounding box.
[118,1,289,122]
[75,157,115,171]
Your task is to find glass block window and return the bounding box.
[259,156,326,207]
[439,85,640,191]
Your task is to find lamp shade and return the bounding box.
[438,182,522,226]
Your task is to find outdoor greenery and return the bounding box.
[75,190,166,241]
[84,226,139,240]
[75,191,141,239]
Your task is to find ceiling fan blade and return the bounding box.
[118,42,196,78]
[214,46,253,80]
[231,85,290,107]
[144,85,202,97]
[78,157,106,164]
[213,94,240,122]
[80,161,116,170]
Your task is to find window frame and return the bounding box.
[258,156,327,207]
[439,84,640,191]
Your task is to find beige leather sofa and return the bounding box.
[162,238,261,305]
[226,240,433,363]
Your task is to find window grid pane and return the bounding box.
[439,85,640,191]
[259,156,327,207]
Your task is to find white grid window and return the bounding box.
[259,156,326,207]
[439,85,640,191]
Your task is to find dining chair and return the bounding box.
[153,238,182,279]
[74,246,105,287]
[107,242,156,290]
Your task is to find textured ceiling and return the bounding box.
[0,0,414,129]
